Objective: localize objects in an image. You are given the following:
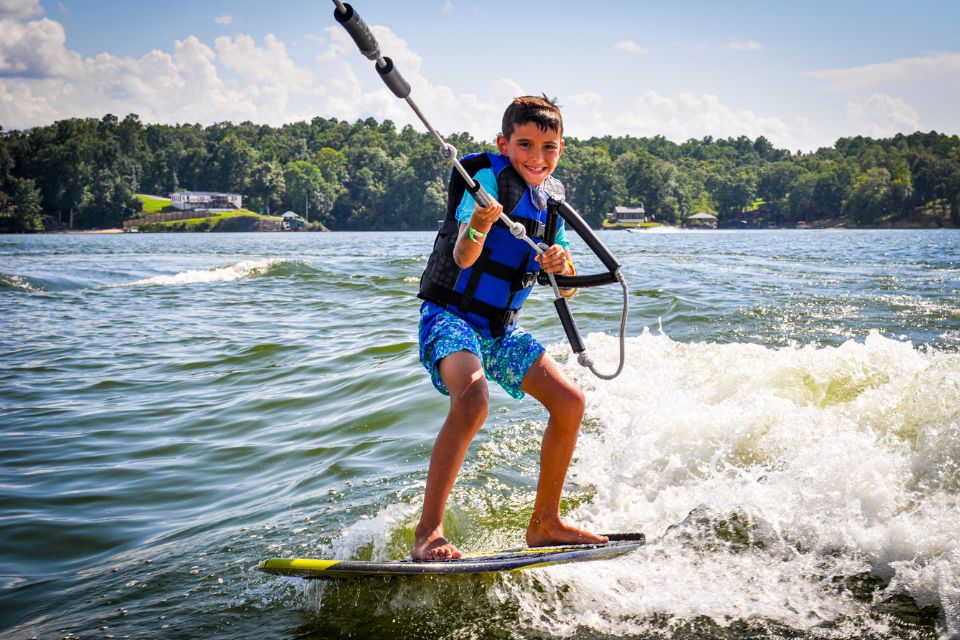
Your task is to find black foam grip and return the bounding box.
[554,298,585,354]
[553,199,620,274]
[333,3,380,60]
[464,178,494,206]
[553,272,618,289]
[376,57,411,99]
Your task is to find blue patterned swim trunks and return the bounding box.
[418,302,544,400]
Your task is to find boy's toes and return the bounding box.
[411,535,463,562]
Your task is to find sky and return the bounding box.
[1,0,959,152]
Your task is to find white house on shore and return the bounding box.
[171,191,242,211]
[605,205,649,226]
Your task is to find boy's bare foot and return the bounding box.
[411,529,463,561]
[526,517,609,548]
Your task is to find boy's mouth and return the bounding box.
[525,165,547,175]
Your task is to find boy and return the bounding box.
[413,95,607,561]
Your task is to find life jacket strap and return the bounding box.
[418,282,523,337]
[477,261,538,292]
[495,215,545,239]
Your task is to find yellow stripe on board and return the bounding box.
[259,558,341,572]
[508,560,560,572]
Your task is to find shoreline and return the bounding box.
[30,217,960,235]
[30,226,960,235]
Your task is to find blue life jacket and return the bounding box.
[418,152,565,338]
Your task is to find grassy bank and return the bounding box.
[601,221,666,230]
[128,195,329,232]
[136,194,172,214]
[135,210,283,232]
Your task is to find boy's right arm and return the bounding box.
[453,201,502,268]
[452,167,500,269]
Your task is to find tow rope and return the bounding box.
[331,1,628,379]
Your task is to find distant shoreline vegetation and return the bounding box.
[1,113,958,233]
[124,195,328,233]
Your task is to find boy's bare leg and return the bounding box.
[521,353,609,547]
[412,350,489,561]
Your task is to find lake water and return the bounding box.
[2,229,959,639]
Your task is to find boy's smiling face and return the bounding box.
[497,122,564,187]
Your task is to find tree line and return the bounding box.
[1,113,959,233]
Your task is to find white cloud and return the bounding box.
[567,92,602,109]
[216,33,313,86]
[0,74,63,125]
[806,52,960,92]
[0,13,826,151]
[726,39,763,52]
[805,52,960,139]
[846,92,921,138]
[562,91,611,139]
[441,1,453,14]
[214,14,235,27]
[0,17,82,77]
[0,0,42,19]
[0,18,324,129]
[0,12,839,152]
[490,78,522,102]
[614,40,649,55]
[318,23,503,139]
[565,89,815,150]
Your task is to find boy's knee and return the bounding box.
[572,385,586,410]
[551,385,585,422]
[567,385,586,416]
[452,379,489,421]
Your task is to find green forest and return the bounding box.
[1,113,959,233]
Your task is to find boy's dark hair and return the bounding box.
[501,94,563,140]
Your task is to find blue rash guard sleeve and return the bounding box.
[455,168,569,248]
[455,167,498,224]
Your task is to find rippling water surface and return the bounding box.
[1,229,959,639]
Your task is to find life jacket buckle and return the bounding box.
[520,271,538,288]
[500,308,520,327]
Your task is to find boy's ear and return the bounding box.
[496,133,508,154]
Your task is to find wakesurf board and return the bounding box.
[259,532,645,579]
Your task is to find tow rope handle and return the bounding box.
[540,197,624,364]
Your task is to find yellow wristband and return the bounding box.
[559,259,578,299]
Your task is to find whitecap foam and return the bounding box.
[0,273,42,293]
[120,258,284,287]
[548,329,960,634]
[331,501,420,561]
